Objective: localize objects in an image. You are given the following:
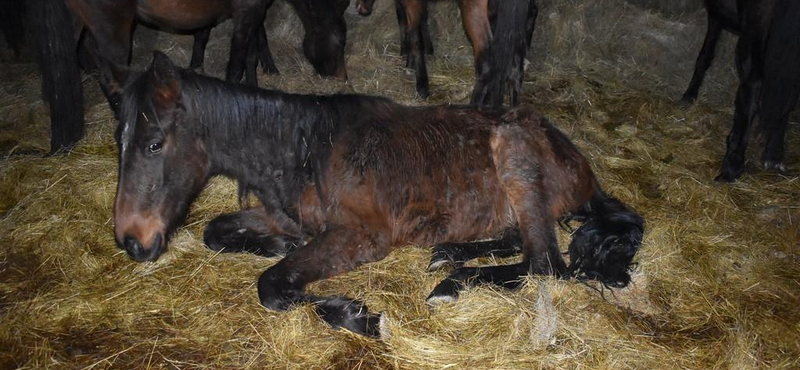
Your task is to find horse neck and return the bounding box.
[182,79,337,184]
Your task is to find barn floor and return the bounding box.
[1,0,799,369]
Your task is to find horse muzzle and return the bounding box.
[118,233,165,262]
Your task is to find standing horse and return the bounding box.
[27,0,350,153]
[110,52,644,337]
[716,0,800,181]
[680,0,739,104]
[361,0,537,107]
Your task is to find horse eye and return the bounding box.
[148,142,163,153]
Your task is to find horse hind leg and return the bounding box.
[428,125,568,305]
[758,76,798,173]
[255,23,279,75]
[427,228,522,271]
[257,226,391,337]
[190,27,212,73]
[680,13,724,105]
[203,208,304,257]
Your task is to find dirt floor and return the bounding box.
[1,0,799,369]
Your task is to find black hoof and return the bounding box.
[426,268,473,305]
[416,83,430,99]
[427,246,458,272]
[714,168,743,182]
[677,94,696,107]
[426,278,462,306]
[315,298,382,338]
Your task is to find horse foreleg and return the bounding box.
[427,228,521,271]
[256,22,279,75]
[395,0,408,56]
[758,73,798,173]
[717,41,762,181]
[401,0,430,98]
[190,26,212,73]
[226,1,268,83]
[257,227,390,337]
[203,208,305,257]
[681,13,724,105]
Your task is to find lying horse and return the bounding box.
[716,0,800,181]
[111,52,644,337]
[681,0,739,104]
[27,0,349,153]
[360,0,536,107]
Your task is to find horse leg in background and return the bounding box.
[758,11,800,173]
[421,4,433,55]
[395,0,409,56]
[428,228,522,271]
[397,0,430,97]
[428,125,567,304]
[257,227,390,337]
[226,1,269,83]
[203,208,306,257]
[716,31,762,182]
[255,22,279,75]
[525,0,538,49]
[73,1,136,114]
[466,0,528,107]
[190,26,212,72]
[680,12,724,105]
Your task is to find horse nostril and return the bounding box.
[123,235,143,257]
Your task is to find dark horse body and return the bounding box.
[360,0,536,107]
[681,0,739,104]
[112,52,644,337]
[716,0,800,181]
[27,0,349,153]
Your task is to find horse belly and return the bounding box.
[137,0,231,30]
[394,162,514,247]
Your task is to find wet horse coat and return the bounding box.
[112,53,644,337]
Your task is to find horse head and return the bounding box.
[112,52,210,261]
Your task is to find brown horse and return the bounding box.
[361,0,537,107]
[110,52,644,337]
[27,0,350,153]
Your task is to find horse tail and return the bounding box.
[470,0,529,107]
[566,187,645,288]
[27,0,84,153]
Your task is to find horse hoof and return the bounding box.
[426,278,462,306]
[426,292,457,306]
[427,248,454,272]
[677,95,696,107]
[762,160,787,173]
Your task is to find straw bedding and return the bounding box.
[1,0,798,368]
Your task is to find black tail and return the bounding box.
[566,189,644,288]
[470,0,529,107]
[27,0,84,153]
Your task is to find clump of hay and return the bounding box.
[1,0,798,369]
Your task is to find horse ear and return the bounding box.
[149,51,181,109]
